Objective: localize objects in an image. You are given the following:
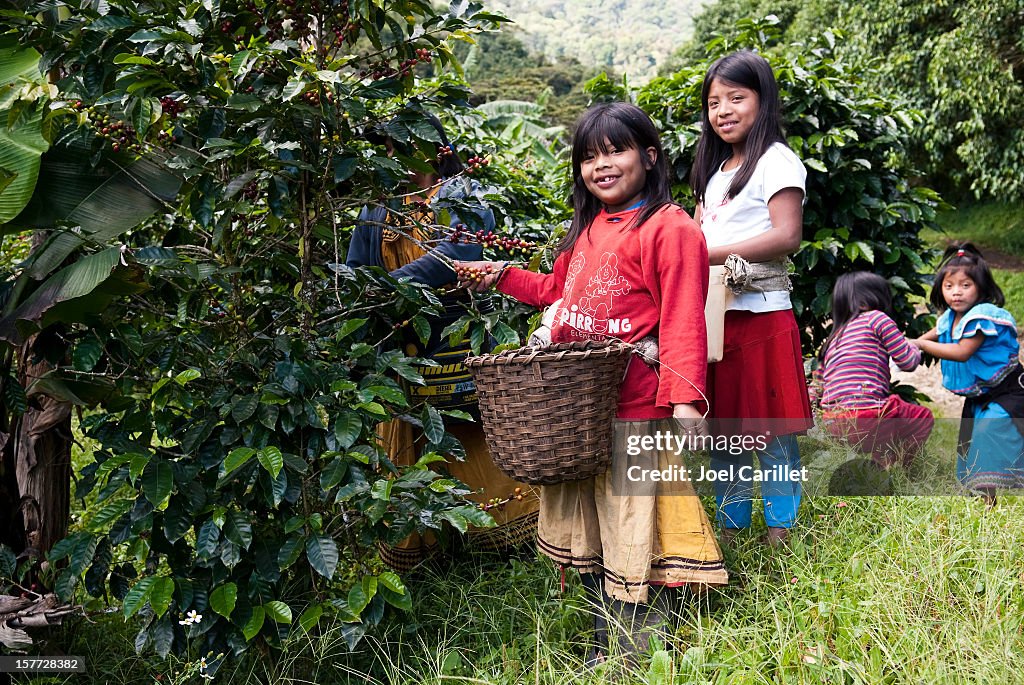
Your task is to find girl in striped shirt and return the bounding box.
[817,272,934,467]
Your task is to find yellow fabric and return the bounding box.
[378,185,439,272]
[377,418,540,572]
[536,419,727,603]
[374,189,539,572]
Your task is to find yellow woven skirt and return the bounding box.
[536,419,727,603]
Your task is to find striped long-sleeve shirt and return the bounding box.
[820,310,921,410]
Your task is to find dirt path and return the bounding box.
[892,363,963,418]
[935,239,1024,271]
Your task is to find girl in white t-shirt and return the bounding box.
[691,50,813,546]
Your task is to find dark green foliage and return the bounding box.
[460,31,602,130]
[672,0,1024,202]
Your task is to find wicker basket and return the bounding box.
[464,340,633,485]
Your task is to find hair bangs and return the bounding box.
[571,115,640,172]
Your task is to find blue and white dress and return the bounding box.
[937,303,1024,490]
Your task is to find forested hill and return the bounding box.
[484,0,706,83]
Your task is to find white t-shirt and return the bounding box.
[699,142,806,312]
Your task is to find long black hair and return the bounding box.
[820,271,895,361]
[557,102,674,255]
[929,242,1004,311]
[689,49,786,206]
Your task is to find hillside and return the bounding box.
[484,0,706,83]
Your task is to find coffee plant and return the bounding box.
[0,0,571,669]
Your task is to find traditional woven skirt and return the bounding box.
[377,418,540,573]
[707,309,813,435]
[536,419,728,603]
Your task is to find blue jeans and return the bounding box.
[711,434,801,529]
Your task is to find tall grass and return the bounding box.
[925,202,1024,257]
[65,423,1012,685]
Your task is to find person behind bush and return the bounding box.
[345,112,539,570]
[457,102,728,665]
[914,244,1024,506]
[815,271,934,468]
[690,49,812,546]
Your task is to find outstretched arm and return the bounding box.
[914,332,984,362]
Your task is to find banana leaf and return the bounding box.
[0,41,48,224]
[0,246,146,345]
[9,139,182,278]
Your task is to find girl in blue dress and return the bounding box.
[914,243,1024,505]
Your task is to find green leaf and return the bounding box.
[0,545,16,579]
[222,447,256,477]
[347,583,369,614]
[264,600,292,624]
[123,576,157,618]
[128,453,150,484]
[281,78,305,102]
[421,404,444,444]
[210,582,238,619]
[196,519,220,558]
[319,457,347,490]
[366,384,407,405]
[380,585,412,611]
[174,369,201,385]
[299,604,323,632]
[0,45,47,224]
[333,156,358,183]
[491,321,519,346]
[277,536,303,570]
[150,577,174,617]
[232,394,259,422]
[0,247,135,345]
[142,459,173,506]
[410,315,431,345]
[72,336,103,372]
[223,510,253,549]
[378,571,406,595]
[86,498,133,532]
[305,535,339,579]
[804,158,828,173]
[370,478,392,501]
[333,411,361,449]
[257,446,283,479]
[242,606,265,640]
[11,139,180,257]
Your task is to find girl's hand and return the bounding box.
[672,403,709,437]
[454,260,507,292]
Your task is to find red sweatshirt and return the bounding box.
[497,204,709,419]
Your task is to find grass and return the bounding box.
[994,269,1024,322]
[36,419,1024,685]
[924,201,1024,258]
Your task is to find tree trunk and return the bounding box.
[15,340,72,558]
[0,229,73,561]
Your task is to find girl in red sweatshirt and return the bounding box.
[458,102,726,664]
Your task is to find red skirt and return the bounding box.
[707,309,813,436]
